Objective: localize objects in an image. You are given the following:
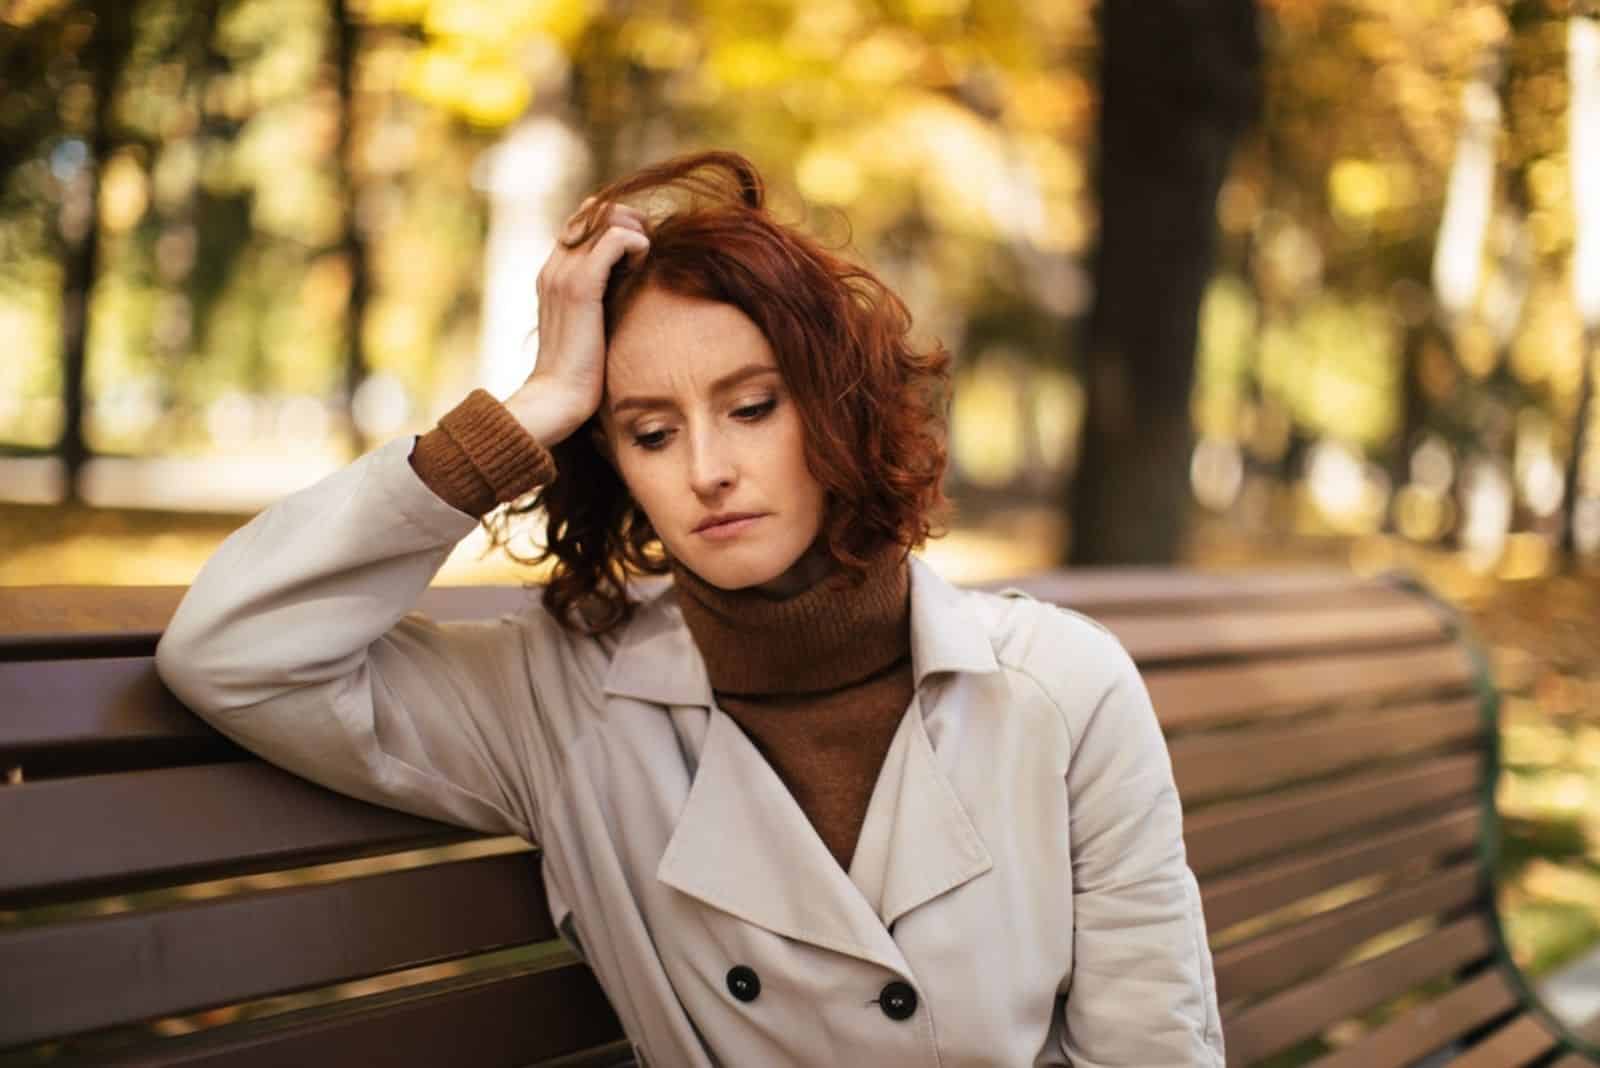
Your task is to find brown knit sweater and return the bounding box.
[410,390,913,870]
[408,389,557,515]
[670,556,912,869]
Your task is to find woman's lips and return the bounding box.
[695,515,765,541]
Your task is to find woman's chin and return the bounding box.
[683,559,784,592]
[674,543,817,594]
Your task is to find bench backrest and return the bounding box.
[1,586,627,1066]
[0,572,1557,1066]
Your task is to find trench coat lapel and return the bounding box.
[847,691,993,931]
[655,708,907,973]
[844,560,1002,928]
[605,588,902,970]
[601,587,714,709]
[903,556,1000,686]
[604,558,1003,967]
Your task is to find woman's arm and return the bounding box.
[156,396,563,839]
[1061,631,1225,1067]
[157,198,653,841]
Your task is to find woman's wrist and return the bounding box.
[504,380,593,448]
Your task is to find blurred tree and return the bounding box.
[16,0,1591,568]
[3,0,1100,496]
[1184,0,1589,557]
[331,0,371,453]
[1566,3,1600,556]
[1069,0,1261,565]
[366,0,1098,487]
[57,1,140,500]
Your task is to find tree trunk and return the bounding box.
[331,0,371,455]
[1068,0,1261,565]
[57,2,137,501]
[1563,330,1595,555]
[1384,319,1436,518]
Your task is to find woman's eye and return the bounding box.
[733,398,777,421]
[632,429,671,451]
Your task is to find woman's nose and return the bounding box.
[687,427,736,496]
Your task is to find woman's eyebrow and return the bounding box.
[609,363,779,417]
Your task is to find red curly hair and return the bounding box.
[488,150,952,634]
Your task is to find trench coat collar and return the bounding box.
[601,579,713,708]
[653,685,995,970]
[845,689,994,931]
[611,557,1000,968]
[655,708,910,972]
[601,555,999,707]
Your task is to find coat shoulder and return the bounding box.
[963,586,1137,705]
[496,591,623,726]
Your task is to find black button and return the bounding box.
[727,965,761,1003]
[878,980,918,1020]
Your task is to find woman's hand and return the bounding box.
[505,199,651,447]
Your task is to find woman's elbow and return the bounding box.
[155,611,227,715]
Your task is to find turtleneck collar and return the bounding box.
[670,548,911,697]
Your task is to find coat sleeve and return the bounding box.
[1060,623,1225,1067]
[155,436,583,843]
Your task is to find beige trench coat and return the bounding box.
[157,438,1224,1067]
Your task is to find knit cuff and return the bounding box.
[409,389,557,517]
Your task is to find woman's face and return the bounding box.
[600,284,828,592]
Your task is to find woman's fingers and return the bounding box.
[542,195,651,298]
[558,197,595,242]
[562,200,648,244]
[607,210,647,236]
[610,201,648,226]
[543,224,648,303]
[588,224,651,277]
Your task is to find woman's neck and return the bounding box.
[669,545,911,696]
[751,542,834,599]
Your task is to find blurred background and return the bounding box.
[3,0,1600,1045]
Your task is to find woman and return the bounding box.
[157,150,1223,1066]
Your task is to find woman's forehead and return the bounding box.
[605,287,777,390]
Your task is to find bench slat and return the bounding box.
[1222,915,1495,1066]
[0,586,537,660]
[1214,861,1481,1002]
[1201,804,1479,931]
[1170,697,1481,804]
[0,852,553,1046]
[1306,969,1519,1068]
[1147,642,1475,732]
[1445,1012,1561,1066]
[1102,599,1448,663]
[4,632,1470,779]
[0,762,476,904]
[0,573,1374,646]
[530,1039,635,1067]
[2,655,216,757]
[994,569,1378,611]
[88,958,624,1068]
[1185,752,1481,876]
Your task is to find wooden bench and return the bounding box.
[1,572,1594,1066]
